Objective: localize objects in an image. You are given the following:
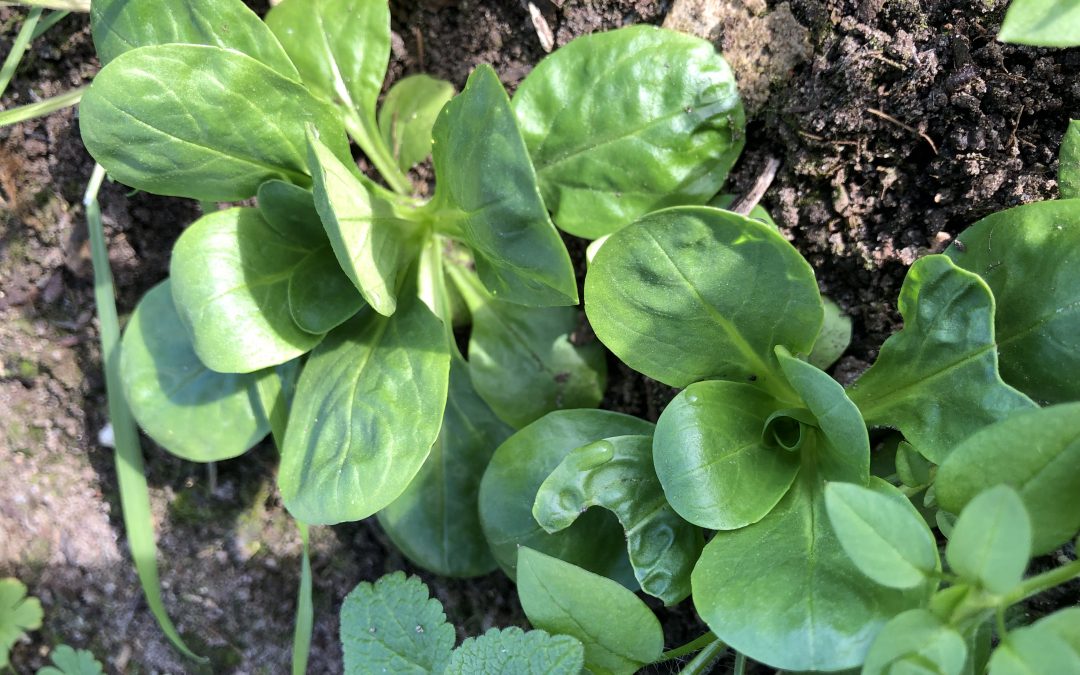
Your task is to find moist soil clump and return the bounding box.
[0,0,1076,672]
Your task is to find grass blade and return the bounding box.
[0,85,86,127]
[0,1,89,11]
[30,9,70,40]
[84,163,206,663]
[0,7,43,99]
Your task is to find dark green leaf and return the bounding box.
[90,0,297,77]
[653,380,799,530]
[945,485,1030,594]
[478,409,653,583]
[444,627,584,675]
[988,624,1080,675]
[1061,121,1080,199]
[533,435,703,605]
[169,208,324,372]
[379,74,455,172]
[517,547,664,675]
[847,255,1035,463]
[936,404,1080,555]
[862,609,967,675]
[585,206,822,389]
[998,0,1080,47]
[948,200,1080,404]
[430,64,577,307]
[120,281,274,462]
[825,480,939,589]
[896,441,933,489]
[80,45,350,201]
[808,297,853,370]
[450,265,605,429]
[377,358,512,577]
[513,25,745,239]
[256,180,364,334]
[339,573,455,675]
[279,293,450,525]
[36,645,104,675]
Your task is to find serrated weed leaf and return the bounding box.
[847,255,1035,463]
[945,485,1031,595]
[947,200,1080,404]
[517,547,664,675]
[825,480,939,589]
[998,0,1080,47]
[379,74,456,172]
[444,627,584,675]
[340,572,455,675]
[861,609,967,675]
[36,645,105,675]
[430,64,578,307]
[1,578,42,668]
[513,25,745,239]
[533,435,703,605]
[80,45,350,202]
[585,206,822,390]
[936,403,1080,555]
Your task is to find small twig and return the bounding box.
[866,107,939,155]
[865,52,906,71]
[528,2,555,52]
[412,26,425,72]
[1007,104,1024,151]
[730,157,781,216]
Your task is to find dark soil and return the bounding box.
[1,0,1077,673]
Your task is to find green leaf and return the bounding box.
[847,255,1035,463]
[692,474,929,672]
[988,624,1080,675]
[533,435,703,605]
[585,206,822,389]
[306,130,421,316]
[653,380,799,530]
[377,358,512,577]
[862,609,967,675]
[998,0,1080,47]
[517,547,664,675]
[169,207,324,373]
[948,200,1080,404]
[0,578,42,668]
[379,74,455,172]
[478,409,653,582]
[279,293,451,525]
[1032,608,1080,655]
[808,297,853,370]
[80,44,350,202]
[257,180,365,334]
[120,281,276,462]
[936,404,1080,555]
[896,441,933,489]
[36,645,104,675]
[90,0,298,77]
[708,193,779,230]
[339,573,455,675]
[445,627,584,675]
[825,480,939,589]
[1061,121,1080,199]
[430,64,578,307]
[945,485,1031,594]
[450,265,606,429]
[513,25,745,239]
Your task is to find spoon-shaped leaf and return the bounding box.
[945,485,1031,594]
[379,74,456,172]
[861,609,967,675]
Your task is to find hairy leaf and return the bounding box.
[379,74,455,172]
[998,0,1080,47]
[586,206,822,389]
[945,485,1031,594]
[513,25,745,238]
[533,435,703,604]
[848,255,1035,463]
[862,609,967,675]
[444,627,584,675]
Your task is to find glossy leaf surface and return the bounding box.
[340,573,455,675]
[937,403,1080,555]
[517,548,664,675]
[452,266,605,429]
[1061,120,1080,199]
[279,295,450,525]
[379,74,455,171]
[653,380,799,530]
[479,409,653,582]
[307,130,420,316]
[80,45,348,201]
[445,627,584,675]
[692,474,929,672]
[90,0,297,77]
[170,207,324,373]
[947,200,1080,404]
[586,206,822,389]
[825,481,939,589]
[120,281,271,462]
[862,609,967,675]
[533,435,703,604]
[945,485,1030,594]
[998,0,1080,47]
[377,358,512,577]
[848,255,1034,463]
[513,25,745,239]
[430,65,577,306]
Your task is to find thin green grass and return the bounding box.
[0,7,43,99]
[0,85,85,127]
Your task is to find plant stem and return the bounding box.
[656,632,718,663]
[0,7,43,99]
[342,110,413,196]
[0,0,89,10]
[679,638,727,675]
[291,522,313,675]
[1004,558,1080,606]
[0,85,86,127]
[734,652,747,675]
